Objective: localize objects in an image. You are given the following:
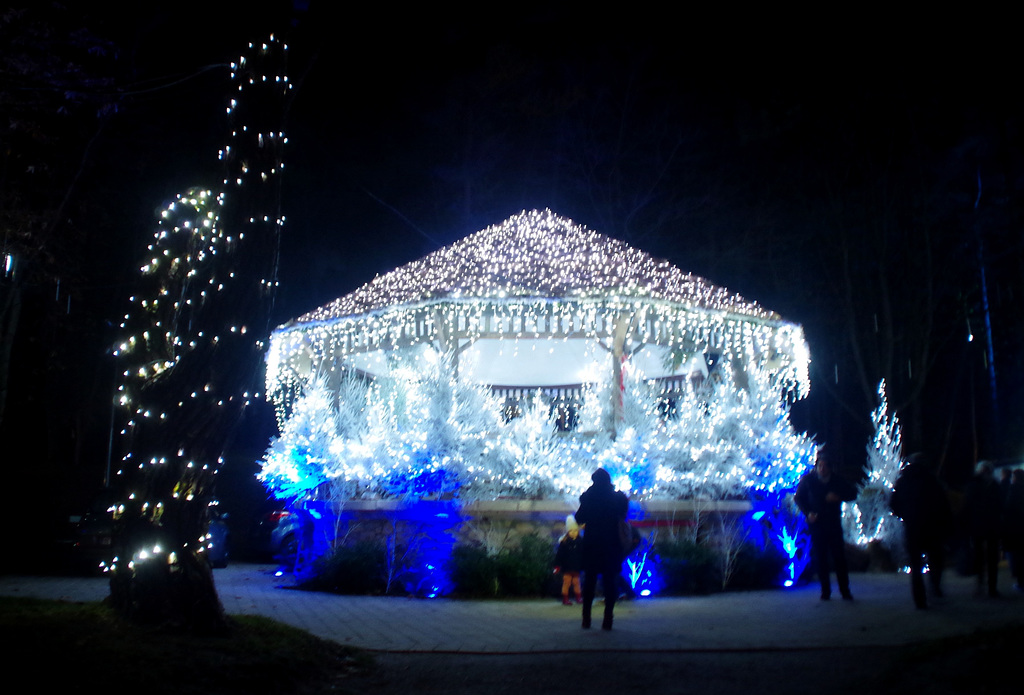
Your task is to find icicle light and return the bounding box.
[266,210,810,417]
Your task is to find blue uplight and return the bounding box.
[745,491,811,588]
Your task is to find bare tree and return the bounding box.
[0,5,116,428]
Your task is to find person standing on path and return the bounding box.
[575,468,628,630]
[963,461,1004,597]
[1003,469,1024,591]
[890,452,953,609]
[795,451,858,601]
[554,515,584,605]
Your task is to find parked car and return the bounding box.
[251,509,303,570]
[68,489,118,573]
[70,490,230,571]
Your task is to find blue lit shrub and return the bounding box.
[745,492,811,587]
[624,535,663,597]
[382,501,462,597]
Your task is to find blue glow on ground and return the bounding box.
[392,501,461,597]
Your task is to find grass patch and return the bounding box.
[1,596,373,695]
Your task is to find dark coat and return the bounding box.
[890,462,953,544]
[575,481,628,572]
[963,474,1003,537]
[794,469,857,536]
[554,534,584,573]
[1003,480,1024,551]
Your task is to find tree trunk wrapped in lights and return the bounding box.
[110,35,290,631]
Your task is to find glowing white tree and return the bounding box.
[259,354,815,509]
[844,379,903,553]
[743,364,819,496]
[260,376,342,500]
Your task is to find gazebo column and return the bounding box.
[432,309,459,378]
[608,313,633,439]
[433,308,476,378]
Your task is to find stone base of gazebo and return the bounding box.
[296,498,753,561]
[285,497,767,597]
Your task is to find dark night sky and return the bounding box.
[88,3,1016,320]
[4,2,1022,525]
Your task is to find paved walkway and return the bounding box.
[2,564,1022,653]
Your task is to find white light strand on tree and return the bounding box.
[109,34,289,611]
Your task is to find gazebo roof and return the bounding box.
[268,210,808,397]
[295,209,777,325]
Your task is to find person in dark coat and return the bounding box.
[1002,469,1024,591]
[575,468,628,630]
[890,452,953,609]
[962,461,1003,597]
[794,452,857,601]
[554,515,584,605]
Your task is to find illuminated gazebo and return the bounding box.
[266,209,809,433]
[261,210,816,591]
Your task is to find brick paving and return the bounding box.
[2,563,1021,653]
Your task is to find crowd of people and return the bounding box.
[563,456,1024,629]
[795,451,1024,609]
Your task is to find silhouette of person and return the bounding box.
[575,468,628,630]
[795,451,857,601]
[554,515,584,605]
[1002,469,1024,591]
[963,461,1003,597]
[890,452,953,608]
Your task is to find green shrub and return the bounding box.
[494,534,554,597]
[300,541,388,594]
[448,544,500,597]
[449,534,555,598]
[724,542,788,590]
[654,538,721,594]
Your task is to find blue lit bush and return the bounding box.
[745,492,811,587]
[624,535,662,597]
